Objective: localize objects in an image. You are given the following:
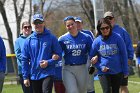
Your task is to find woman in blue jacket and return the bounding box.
[14,21,33,93]
[90,18,128,93]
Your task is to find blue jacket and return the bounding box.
[54,30,94,80]
[14,34,28,74]
[136,41,140,64]
[59,32,93,65]
[54,60,63,80]
[90,32,128,75]
[113,24,134,60]
[0,37,6,73]
[22,28,62,80]
[81,29,94,40]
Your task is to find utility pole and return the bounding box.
[92,0,104,33]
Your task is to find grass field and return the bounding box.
[2,74,140,93]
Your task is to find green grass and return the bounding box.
[2,84,22,93]
[2,74,140,93]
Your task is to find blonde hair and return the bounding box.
[22,21,31,29]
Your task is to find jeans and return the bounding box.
[98,73,122,93]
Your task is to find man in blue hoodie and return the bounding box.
[104,11,134,93]
[0,36,6,93]
[22,14,62,93]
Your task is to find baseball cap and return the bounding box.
[63,16,75,22]
[104,11,114,18]
[75,16,82,22]
[33,14,44,22]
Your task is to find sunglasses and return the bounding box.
[106,17,114,20]
[23,26,31,29]
[33,21,44,25]
[100,26,110,31]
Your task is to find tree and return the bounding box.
[79,0,95,31]
[129,0,140,40]
[32,0,95,36]
[0,0,32,74]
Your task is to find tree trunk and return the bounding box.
[0,1,18,75]
[129,0,140,40]
[123,0,131,34]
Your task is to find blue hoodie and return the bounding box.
[14,34,28,74]
[0,37,6,73]
[90,32,128,75]
[113,24,134,60]
[22,28,62,80]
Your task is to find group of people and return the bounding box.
[0,11,134,93]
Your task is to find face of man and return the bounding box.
[75,21,83,31]
[33,19,45,34]
[105,16,115,27]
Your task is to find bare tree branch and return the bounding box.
[129,0,140,40]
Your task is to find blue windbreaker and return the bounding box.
[0,37,6,73]
[90,32,128,75]
[113,24,134,60]
[22,28,62,80]
[14,34,28,74]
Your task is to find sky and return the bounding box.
[136,0,140,3]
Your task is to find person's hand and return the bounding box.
[40,60,48,68]
[128,59,132,65]
[24,79,30,87]
[124,75,128,78]
[102,67,109,72]
[91,55,98,64]
[52,54,59,60]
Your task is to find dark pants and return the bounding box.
[19,74,33,93]
[31,76,53,93]
[98,73,122,93]
[54,80,65,93]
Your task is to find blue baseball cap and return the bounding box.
[63,16,75,22]
[75,16,82,22]
[33,14,44,22]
